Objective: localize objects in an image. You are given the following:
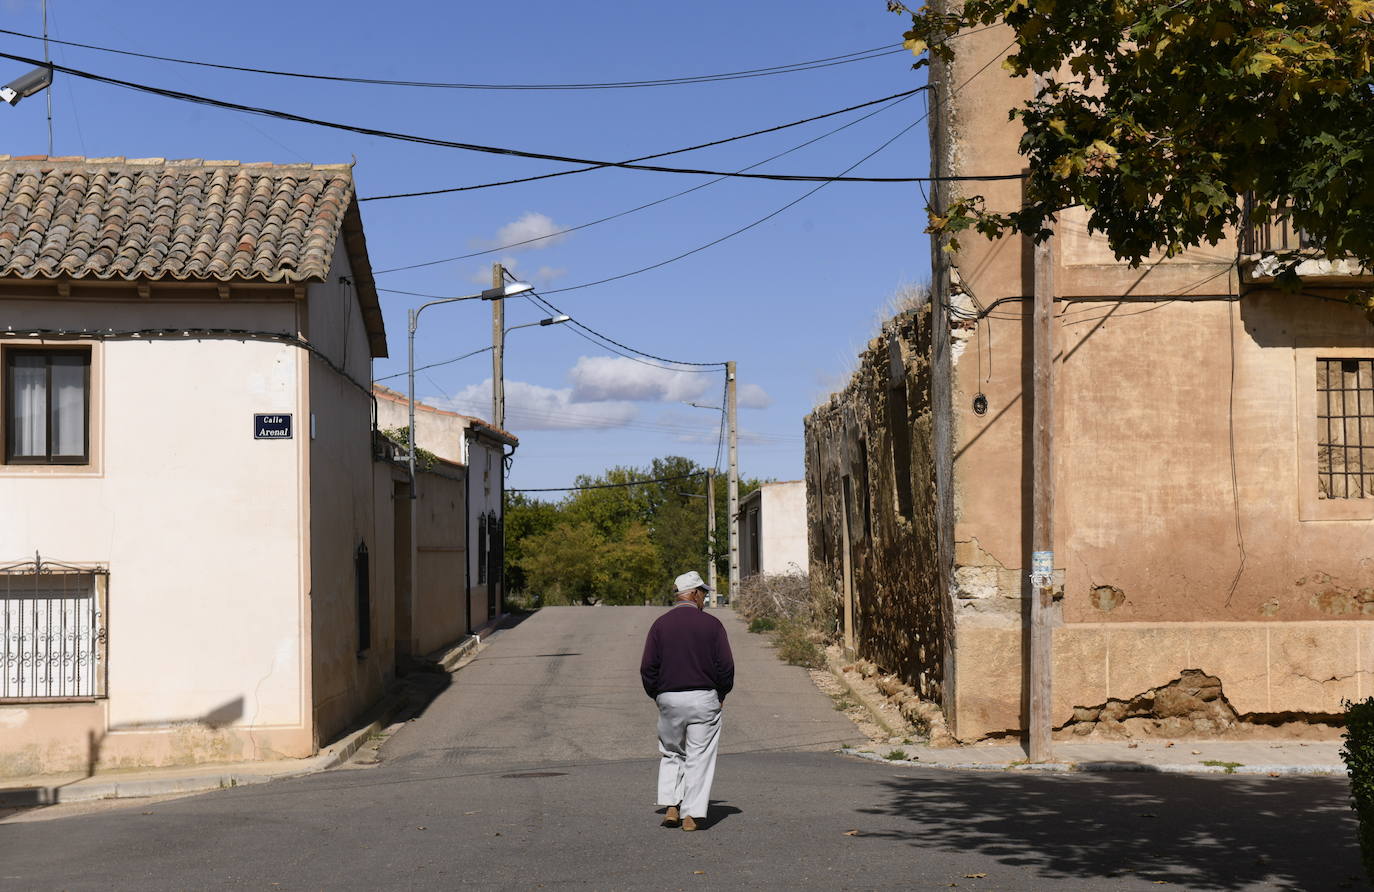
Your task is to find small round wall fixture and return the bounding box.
[973,393,989,416]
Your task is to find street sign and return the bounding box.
[253,413,293,440]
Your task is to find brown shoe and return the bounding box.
[682,816,698,832]
[661,806,680,827]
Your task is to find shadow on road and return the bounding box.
[859,770,1364,889]
[391,612,538,723]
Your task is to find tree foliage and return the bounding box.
[505,456,765,606]
[894,0,1374,290]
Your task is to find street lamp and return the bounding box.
[0,65,51,106]
[402,279,531,661]
[492,315,570,429]
[508,314,571,334]
[407,278,534,488]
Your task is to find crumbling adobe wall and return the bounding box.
[1058,669,1342,740]
[804,300,946,702]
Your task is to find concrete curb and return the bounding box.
[839,747,1346,777]
[825,656,911,739]
[0,624,508,810]
[433,633,482,672]
[0,702,394,807]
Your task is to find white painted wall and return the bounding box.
[0,298,307,753]
[307,235,393,744]
[374,384,469,465]
[467,434,504,628]
[746,481,810,577]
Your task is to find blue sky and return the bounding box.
[0,0,933,489]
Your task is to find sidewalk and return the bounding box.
[0,625,492,810]
[844,738,1347,776]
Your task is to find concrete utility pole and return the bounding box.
[1028,73,1056,763]
[491,263,506,429]
[726,361,739,608]
[706,469,717,593]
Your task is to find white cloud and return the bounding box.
[472,212,568,253]
[432,378,638,431]
[467,255,566,286]
[737,383,773,409]
[568,356,715,404]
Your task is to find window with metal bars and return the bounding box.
[1316,358,1374,499]
[1,560,107,700]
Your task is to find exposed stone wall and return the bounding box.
[804,301,946,701]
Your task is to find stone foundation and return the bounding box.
[951,621,1363,742]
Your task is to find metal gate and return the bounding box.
[0,558,106,700]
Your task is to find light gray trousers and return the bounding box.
[655,689,723,819]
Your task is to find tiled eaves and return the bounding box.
[0,156,387,358]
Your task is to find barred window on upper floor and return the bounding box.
[1317,358,1374,499]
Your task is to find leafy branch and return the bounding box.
[891,0,1374,309]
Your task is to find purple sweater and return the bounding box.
[640,605,735,702]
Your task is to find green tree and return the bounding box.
[521,520,603,606]
[895,0,1374,300]
[503,456,768,604]
[597,521,663,605]
[562,465,656,538]
[503,493,562,595]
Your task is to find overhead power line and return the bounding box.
[0,50,991,186]
[537,115,925,298]
[361,87,927,203]
[372,345,493,383]
[526,290,725,371]
[373,91,918,273]
[509,472,707,493]
[377,40,1017,321]
[0,28,905,90]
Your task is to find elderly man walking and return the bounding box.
[640,570,735,831]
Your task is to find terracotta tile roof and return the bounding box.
[0,156,387,356]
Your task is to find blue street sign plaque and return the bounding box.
[254,413,293,440]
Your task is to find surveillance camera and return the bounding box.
[0,66,53,106]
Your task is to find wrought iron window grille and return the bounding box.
[1,554,107,701]
[1317,358,1374,499]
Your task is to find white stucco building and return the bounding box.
[373,384,518,633]
[0,157,392,776]
[738,481,809,578]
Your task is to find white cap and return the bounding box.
[674,570,711,594]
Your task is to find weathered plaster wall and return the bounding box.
[413,464,469,655]
[740,482,809,577]
[375,384,468,465]
[804,303,945,701]
[761,482,809,575]
[308,234,393,747]
[934,21,1374,741]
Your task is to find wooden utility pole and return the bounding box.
[1028,88,1056,761]
[706,469,718,593]
[491,263,506,429]
[726,361,739,608]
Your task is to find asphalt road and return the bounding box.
[0,606,1364,891]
